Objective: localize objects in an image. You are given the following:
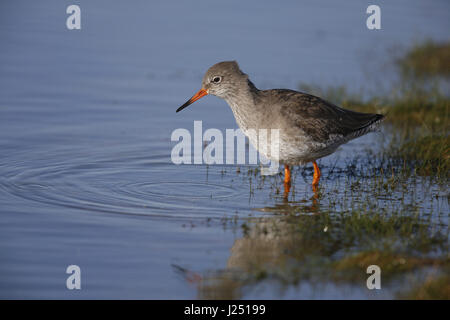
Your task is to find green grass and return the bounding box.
[390,134,450,178]
[397,40,450,79]
[300,41,450,179]
[347,96,449,179]
[342,95,449,130]
[398,275,450,300]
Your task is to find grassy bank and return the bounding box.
[300,40,450,180]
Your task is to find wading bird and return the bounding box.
[177,61,384,194]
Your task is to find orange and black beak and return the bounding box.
[176,89,208,113]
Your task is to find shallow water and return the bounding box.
[0,1,449,299]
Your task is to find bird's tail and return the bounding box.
[347,113,385,140]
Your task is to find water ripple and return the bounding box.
[0,148,245,220]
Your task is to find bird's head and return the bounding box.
[177,61,248,113]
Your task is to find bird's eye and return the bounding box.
[212,76,222,83]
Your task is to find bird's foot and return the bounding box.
[312,183,319,193]
[283,181,291,197]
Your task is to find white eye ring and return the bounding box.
[212,76,222,84]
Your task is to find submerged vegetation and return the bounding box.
[195,160,449,299]
[399,275,450,300]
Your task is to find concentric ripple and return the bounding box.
[0,146,246,220]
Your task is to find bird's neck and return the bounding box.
[224,79,261,131]
[224,79,259,108]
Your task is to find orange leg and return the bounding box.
[284,165,291,185]
[312,161,321,186]
[284,165,291,195]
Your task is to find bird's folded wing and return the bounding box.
[276,90,384,142]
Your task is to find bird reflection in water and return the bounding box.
[172,188,324,299]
